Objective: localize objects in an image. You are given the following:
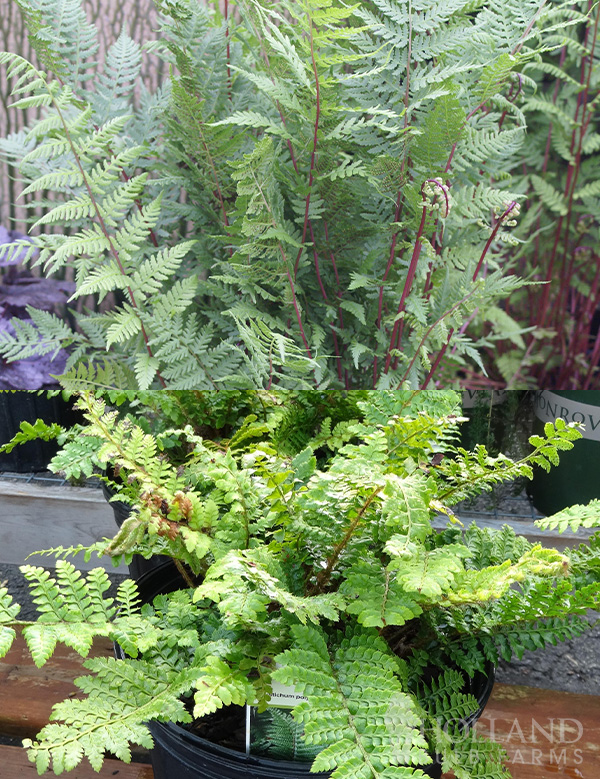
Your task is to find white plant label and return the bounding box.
[534,391,600,442]
[267,678,308,709]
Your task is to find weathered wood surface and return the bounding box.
[474,682,600,778]
[0,630,115,738]
[1,630,599,778]
[0,744,154,778]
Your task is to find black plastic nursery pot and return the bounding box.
[0,390,81,472]
[119,564,495,779]
[528,390,600,516]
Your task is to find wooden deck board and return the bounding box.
[475,682,600,778]
[1,630,599,778]
[0,744,154,778]
[0,631,115,739]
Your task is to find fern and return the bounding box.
[535,500,600,534]
[274,624,432,778]
[25,658,197,774]
[0,0,574,388]
[3,391,600,777]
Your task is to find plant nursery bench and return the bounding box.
[0,629,598,779]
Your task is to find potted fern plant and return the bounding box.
[0,0,578,388]
[1,389,599,779]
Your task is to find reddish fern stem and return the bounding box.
[583,322,600,389]
[471,201,518,282]
[377,190,404,330]
[282,253,312,359]
[383,202,428,374]
[538,7,594,330]
[375,2,413,382]
[557,254,600,385]
[421,327,454,388]
[293,13,321,280]
[384,180,451,371]
[397,290,478,388]
[552,2,600,329]
[309,222,328,303]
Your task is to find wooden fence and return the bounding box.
[0,0,164,233]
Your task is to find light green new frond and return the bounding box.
[148,315,240,390]
[456,126,526,171]
[148,277,198,320]
[20,163,85,197]
[25,657,197,774]
[475,52,522,103]
[0,307,77,364]
[93,175,149,228]
[131,241,197,297]
[105,306,143,349]
[76,114,135,155]
[573,180,600,201]
[79,145,148,195]
[380,474,434,543]
[445,546,568,605]
[18,562,125,664]
[72,260,131,300]
[228,315,319,389]
[196,549,344,626]
[0,588,20,658]
[388,544,469,600]
[339,562,423,627]
[32,193,97,229]
[112,196,163,255]
[0,418,63,455]
[16,0,99,87]
[529,174,567,216]
[56,359,138,392]
[212,110,296,141]
[528,419,583,472]
[193,656,255,717]
[133,353,160,391]
[231,66,303,113]
[535,500,600,534]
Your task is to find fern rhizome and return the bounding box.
[0,0,587,388]
[2,390,600,778]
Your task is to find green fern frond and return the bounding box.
[275,623,431,778]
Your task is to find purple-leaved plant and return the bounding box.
[0,228,73,388]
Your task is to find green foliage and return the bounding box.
[535,500,600,533]
[0,0,577,388]
[0,418,63,454]
[496,0,600,387]
[275,624,431,778]
[4,391,600,777]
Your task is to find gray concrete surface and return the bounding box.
[0,479,127,572]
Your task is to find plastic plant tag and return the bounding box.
[247,673,320,761]
[267,677,309,709]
